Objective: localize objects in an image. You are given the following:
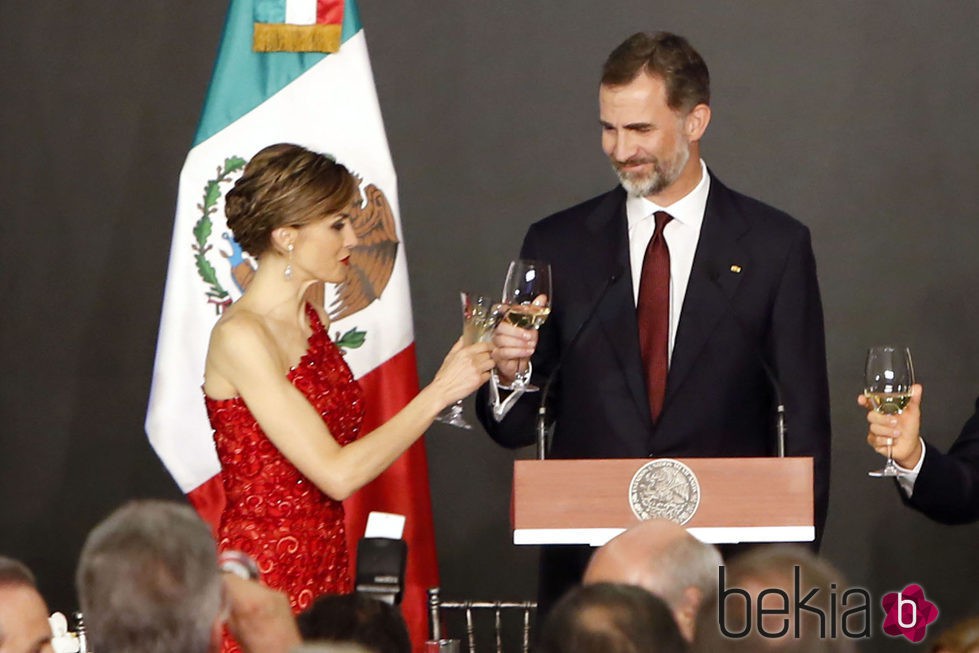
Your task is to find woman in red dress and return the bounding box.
[202,143,494,616]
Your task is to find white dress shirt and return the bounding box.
[490,160,711,420]
[896,438,926,497]
[626,159,710,364]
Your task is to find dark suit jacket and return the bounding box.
[476,173,831,611]
[901,398,979,524]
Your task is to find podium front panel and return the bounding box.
[512,458,814,546]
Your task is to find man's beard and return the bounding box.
[613,140,690,198]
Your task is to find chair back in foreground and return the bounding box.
[426,587,536,653]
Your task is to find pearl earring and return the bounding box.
[284,243,294,280]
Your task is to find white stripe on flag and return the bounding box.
[148,32,406,494]
[285,0,317,25]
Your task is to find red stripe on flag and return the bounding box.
[316,0,344,25]
[344,343,439,653]
[187,473,225,539]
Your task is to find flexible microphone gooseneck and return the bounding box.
[704,265,787,457]
[536,267,625,460]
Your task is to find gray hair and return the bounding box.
[693,544,855,653]
[650,535,722,611]
[0,555,37,588]
[76,500,223,653]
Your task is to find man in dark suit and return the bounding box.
[476,32,831,614]
[861,384,979,523]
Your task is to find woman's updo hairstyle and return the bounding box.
[224,143,358,257]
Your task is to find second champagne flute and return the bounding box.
[434,292,500,429]
[864,345,914,477]
[501,259,552,392]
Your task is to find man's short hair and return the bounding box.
[297,592,410,653]
[76,500,223,653]
[645,531,722,611]
[539,583,688,653]
[722,544,846,596]
[0,556,37,588]
[693,544,855,653]
[601,32,710,112]
[930,614,979,652]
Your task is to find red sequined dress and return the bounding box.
[204,304,364,613]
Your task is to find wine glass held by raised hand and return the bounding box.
[864,345,914,478]
[500,259,552,392]
[434,292,501,430]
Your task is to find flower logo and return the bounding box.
[881,584,938,643]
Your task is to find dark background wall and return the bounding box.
[2,2,977,650]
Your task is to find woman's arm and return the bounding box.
[208,315,493,500]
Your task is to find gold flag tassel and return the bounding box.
[253,23,341,53]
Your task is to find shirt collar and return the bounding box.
[626,159,711,230]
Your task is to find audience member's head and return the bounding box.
[693,544,856,653]
[583,519,721,641]
[539,582,688,653]
[0,556,52,653]
[297,592,409,653]
[930,615,979,653]
[76,500,224,653]
[293,644,372,653]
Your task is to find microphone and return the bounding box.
[536,266,625,460]
[704,264,787,457]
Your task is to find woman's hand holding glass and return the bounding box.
[858,382,924,471]
[431,336,495,407]
[433,292,500,429]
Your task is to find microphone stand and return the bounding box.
[536,267,623,460]
[536,406,547,460]
[776,404,786,458]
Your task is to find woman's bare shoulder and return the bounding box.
[209,306,273,357]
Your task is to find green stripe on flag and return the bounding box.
[193,0,363,147]
[254,0,285,23]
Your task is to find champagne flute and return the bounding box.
[864,345,914,477]
[501,259,552,392]
[434,292,501,429]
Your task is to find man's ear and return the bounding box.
[676,585,703,642]
[684,103,711,142]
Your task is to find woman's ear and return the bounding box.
[270,226,296,254]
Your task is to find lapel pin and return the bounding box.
[730,265,742,274]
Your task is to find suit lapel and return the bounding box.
[582,190,654,427]
[661,176,750,416]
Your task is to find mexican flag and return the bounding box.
[145,0,438,647]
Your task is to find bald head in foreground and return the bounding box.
[0,556,53,653]
[583,519,721,641]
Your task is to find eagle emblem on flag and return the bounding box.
[191,155,399,342]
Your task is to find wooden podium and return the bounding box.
[512,458,814,546]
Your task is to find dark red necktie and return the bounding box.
[637,211,672,423]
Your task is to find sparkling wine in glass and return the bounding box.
[434,292,500,429]
[865,345,914,477]
[501,259,552,392]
